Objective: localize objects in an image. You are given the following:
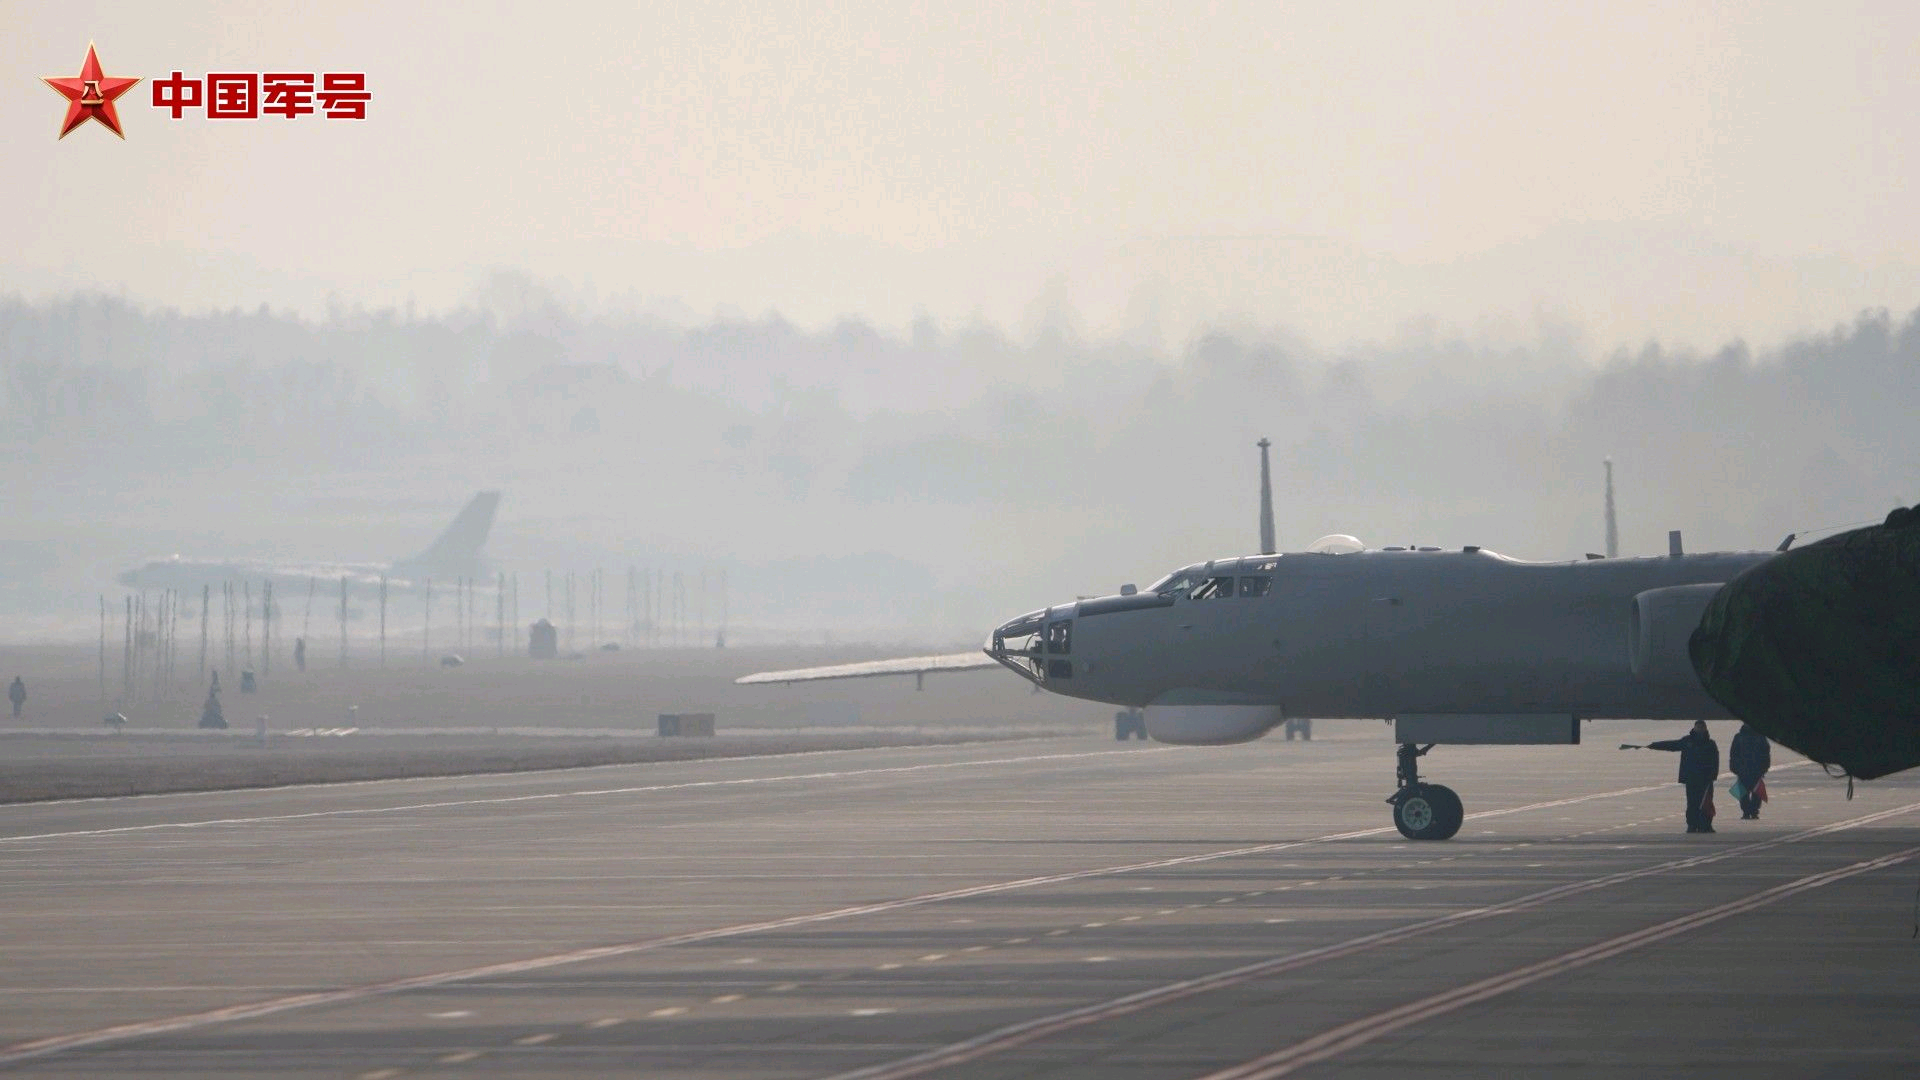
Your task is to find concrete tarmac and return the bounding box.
[2,724,1917,1078]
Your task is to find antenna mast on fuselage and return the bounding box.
[1258,438,1276,556]
[1604,457,1619,558]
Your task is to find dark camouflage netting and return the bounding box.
[1690,507,1920,780]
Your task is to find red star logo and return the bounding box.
[44,43,140,139]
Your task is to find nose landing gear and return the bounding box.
[1389,742,1463,840]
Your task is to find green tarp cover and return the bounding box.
[1690,507,1920,780]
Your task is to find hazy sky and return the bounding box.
[7,1,1920,347]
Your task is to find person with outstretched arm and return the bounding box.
[1624,721,1721,833]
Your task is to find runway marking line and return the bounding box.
[511,1032,553,1045]
[2,736,1085,806]
[0,780,1683,1068]
[0,748,1182,844]
[1200,842,1920,1080]
[819,800,1920,1080]
[437,1050,482,1063]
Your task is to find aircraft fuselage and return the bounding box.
[990,547,1772,720]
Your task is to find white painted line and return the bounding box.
[770,983,799,992]
[0,782,1677,1067]
[357,1070,403,1080]
[584,1018,623,1029]
[0,736,1085,806]
[820,801,1920,1080]
[429,1010,471,1019]
[850,1008,895,1017]
[875,963,902,970]
[916,954,947,962]
[439,1050,483,1063]
[1203,844,1920,1079]
[1084,956,1115,963]
[513,1032,555,1045]
[0,749,1181,843]
[646,1007,685,1018]
[710,994,744,1004]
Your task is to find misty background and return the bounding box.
[5,2,1917,643]
[6,280,1915,643]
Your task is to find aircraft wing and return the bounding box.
[735,652,997,685]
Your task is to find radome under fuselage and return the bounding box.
[990,546,1772,721]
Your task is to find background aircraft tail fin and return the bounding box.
[402,491,500,574]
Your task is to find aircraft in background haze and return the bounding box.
[739,446,1786,841]
[115,491,501,597]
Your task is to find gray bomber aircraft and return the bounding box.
[739,534,1776,840]
[739,445,1787,841]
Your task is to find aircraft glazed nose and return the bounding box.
[987,605,1077,685]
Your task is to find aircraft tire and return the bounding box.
[1393,784,1462,840]
[1426,784,1464,840]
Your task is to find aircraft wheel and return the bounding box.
[1393,785,1461,840]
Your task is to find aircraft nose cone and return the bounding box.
[989,605,1076,685]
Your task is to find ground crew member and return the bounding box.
[199,679,226,730]
[7,676,23,719]
[1729,722,1771,819]
[1642,721,1721,833]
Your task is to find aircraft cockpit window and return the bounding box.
[1191,575,1236,600]
[1149,565,1205,597]
[1239,575,1272,598]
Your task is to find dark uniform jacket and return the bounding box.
[1649,731,1720,784]
[1729,728,1771,780]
